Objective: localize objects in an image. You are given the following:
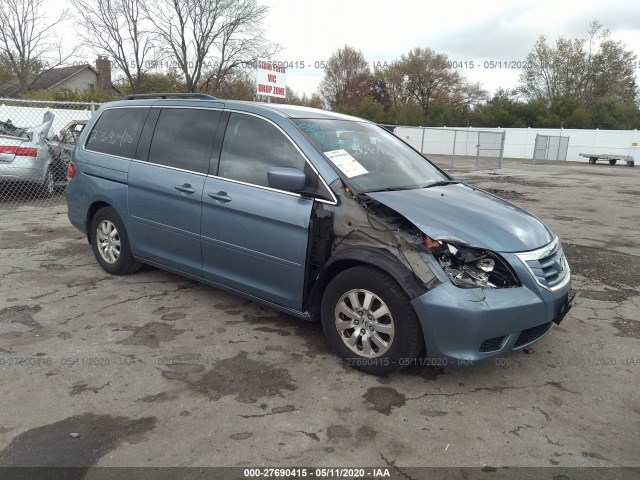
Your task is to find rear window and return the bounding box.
[86,107,148,158]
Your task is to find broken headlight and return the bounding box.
[424,236,520,289]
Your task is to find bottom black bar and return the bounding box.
[0,467,638,480]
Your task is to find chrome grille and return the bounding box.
[516,238,570,291]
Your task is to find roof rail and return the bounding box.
[124,93,218,100]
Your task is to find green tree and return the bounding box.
[118,70,187,94]
[384,103,424,126]
[284,90,323,108]
[370,48,487,126]
[201,68,254,100]
[470,89,547,128]
[335,97,386,123]
[375,61,409,110]
[21,87,117,103]
[589,98,640,129]
[0,53,13,84]
[427,101,470,127]
[548,95,591,128]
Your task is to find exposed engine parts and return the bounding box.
[432,242,519,289]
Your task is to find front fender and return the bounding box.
[305,245,432,320]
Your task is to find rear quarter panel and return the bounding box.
[66,141,131,236]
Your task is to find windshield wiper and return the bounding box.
[423,180,460,188]
[362,185,423,193]
[360,180,460,194]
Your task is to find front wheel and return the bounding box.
[609,159,617,165]
[321,266,423,375]
[90,207,142,275]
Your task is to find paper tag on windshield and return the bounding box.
[324,149,368,178]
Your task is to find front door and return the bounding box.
[201,113,313,310]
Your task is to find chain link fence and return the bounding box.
[533,134,570,163]
[385,125,505,172]
[0,98,98,208]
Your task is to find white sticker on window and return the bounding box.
[324,149,368,178]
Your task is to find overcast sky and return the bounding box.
[261,0,640,96]
[51,0,640,97]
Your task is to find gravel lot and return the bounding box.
[0,159,638,472]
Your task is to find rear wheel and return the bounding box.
[588,157,597,164]
[40,167,55,198]
[321,266,423,375]
[609,159,617,165]
[90,207,142,275]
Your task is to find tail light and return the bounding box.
[67,161,76,180]
[0,145,38,157]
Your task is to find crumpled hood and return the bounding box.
[366,183,554,253]
[26,111,54,145]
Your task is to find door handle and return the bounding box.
[174,184,195,194]
[208,191,232,203]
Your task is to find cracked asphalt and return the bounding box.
[0,159,638,469]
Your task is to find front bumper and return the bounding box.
[411,251,574,366]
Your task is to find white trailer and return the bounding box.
[579,153,635,167]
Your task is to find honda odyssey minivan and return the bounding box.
[66,93,575,375]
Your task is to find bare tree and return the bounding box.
[199,0,279,94]
[71,0,157,92]
[319,45,372,109]
[146,0,276,93]
[519,21,637,105]
[0,0,71,92]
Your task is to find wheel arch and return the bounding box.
[305,246,428,321]
[86,201,113,243]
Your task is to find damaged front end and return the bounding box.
[313,180,520,298]
[425,239,520,289]
[329,183,441,290]
[305,178,575,364]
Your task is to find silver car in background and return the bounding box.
[0,111,65,197]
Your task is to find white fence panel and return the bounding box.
[0,103,95,138]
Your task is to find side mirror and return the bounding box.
[267,167,306,192]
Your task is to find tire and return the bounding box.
[90,207,142,275]
[609,159,617,165]
[40,167,55,198]
[628,161,635,167]
[321,266,423,375]
[589,157,597,164]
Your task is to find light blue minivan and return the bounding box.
[66,93,575,375]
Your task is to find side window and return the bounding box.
[86,108,148,158]
[148,108,219,174]
[218,113,306,188]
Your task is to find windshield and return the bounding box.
[294,119,448,192]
